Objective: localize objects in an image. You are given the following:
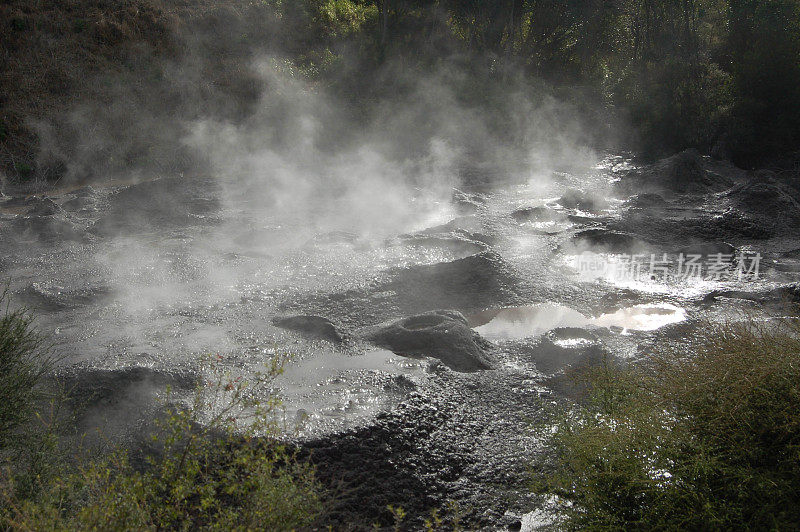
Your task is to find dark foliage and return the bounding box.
[1,0,798,180]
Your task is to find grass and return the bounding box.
[535,317,800,530]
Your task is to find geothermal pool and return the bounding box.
[1,150,798,527]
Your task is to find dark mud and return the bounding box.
[613,149,742,195]
[302,370,548,530]
[361,310,494,371]
[273,315,345,344]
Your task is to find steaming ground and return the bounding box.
[1,150,799,528]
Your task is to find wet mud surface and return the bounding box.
[1,149,799,529]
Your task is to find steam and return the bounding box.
[21,13,605,415]
[74,44,601,349]
[183,60,461,243]
[176,55,599,246]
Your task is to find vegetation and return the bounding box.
[0,289,53,450]
[2,0,799,185]
[0,296,322,531]
[535,318,800,530]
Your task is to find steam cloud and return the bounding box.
[21,13,605,389]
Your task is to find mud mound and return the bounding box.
[62,196,97,213]
[4,212,84,243]
[675,241,736,257]
[305,230,360,247]
[728,181,800,219]
[398,234,487,257]
[0,195,82,242]
[383,251,520,314]
[570,228,646,253]
[362,310,494,372]
[91,177,220,235]
[20,282,114,312]
[61,186,101,213]
[704,283,800,304]
[412,216,496,246]
[72,185,96,198]
[624,193,668,209]
[616,149,736,195]
[272,315,344,344]
[558,188,608,212]
[25,197,62,216]
[511,206,566,223]
[720,181,800,237]
[452,189,483,214]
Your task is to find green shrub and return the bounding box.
[0,289,52,450]
[316,0,376,38]
[13,163,33,182]
[535,318,800,530]
[726,0,800,165]
[1,353,322,530]
[0,292,321,529]
[9,18,27,32]
[614,59,733,158]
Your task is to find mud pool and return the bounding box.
[1,149,799,528]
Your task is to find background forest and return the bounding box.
[2,0,799,186]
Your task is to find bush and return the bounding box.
[726,0,800,165]
[614,59,733,159]
[1,351,322,530]
[535,318,800,530]
[0,289,53,450]
[0,292,321,529]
